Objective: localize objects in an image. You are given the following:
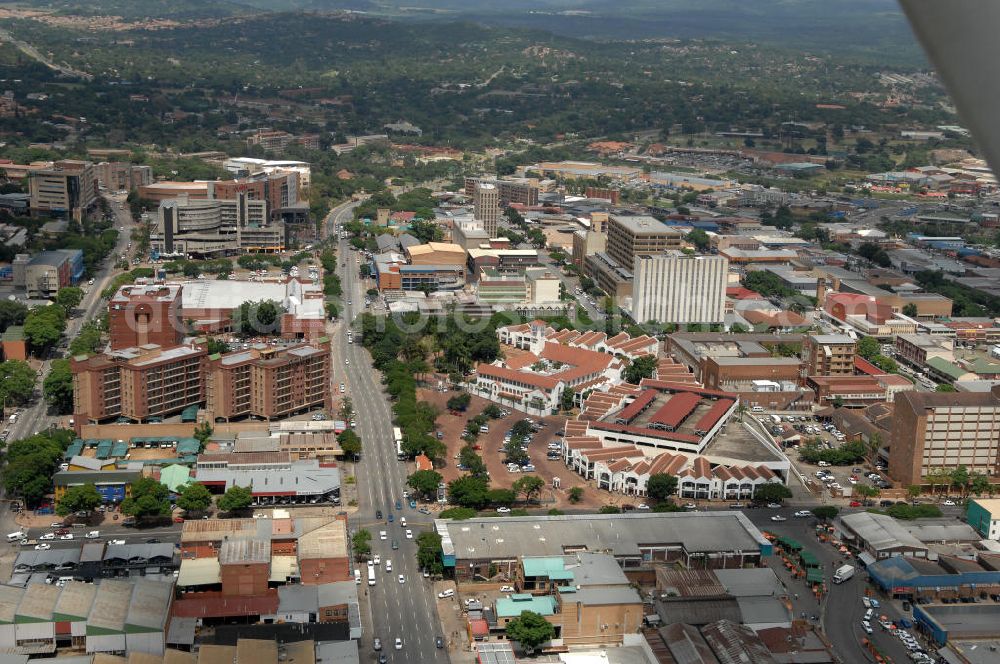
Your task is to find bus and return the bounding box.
[394,427,405,460]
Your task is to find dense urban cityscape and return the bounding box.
[0,1,997,664]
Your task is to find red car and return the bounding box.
[54,528,69,536]
[849,501,862,507]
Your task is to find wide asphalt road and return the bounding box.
[327,205,448,663]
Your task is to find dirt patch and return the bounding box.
[418,386,607,510]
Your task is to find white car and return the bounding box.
[39,533,55,540]
[340,383,346,393]
[636,503,650,510]
[766,503,782,509]
[85,531,100,539]
[770,515,787,522]
[794,510,813,518]
[861,621,873,635]
[398,574,405,584]
[394,638,403,650]
[496,507,511,514]
[499,585,515,593]
[110,539,126,546]
[60,534,74,540]
[34,543,51,550]
[943,500,956,506]
[405,529,413,539]
[379,531,387,541]
[373,555,381,566]
[438,589,455,599]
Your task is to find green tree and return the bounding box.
[950,465,970,496]
[0,299,27,332]
[902,303,918,317]
[482,404,503,419]
[448,475,490,509]
[568,487,583,504]
[560,387,575,412]
[504,438,529,466]
[906,484,922,502]
[120,476,172,518]
[811,506,840,520]
[339,397,354,422]
[0,360,36,407]
[55,287,84,311]
[232,300,285,337]
[487,488,517,506]
[416,531,444,575]
[686,228,710,252]
[459,446,488,479]
[217,485,253,513]
[205,338,230,355]
[506,610,556,653]
[193,422,213,451]
[598,505,621,514]
[624,355,658,384]
[407,469,444,500]
[352,528,372,560]
[936,384,957,393]
[338,429,362,457]
[176,482,213,513]
[970,472,991,497]
[43,359,74,413]
[646,474,678,502]
[854,484,880,501]
[447,393,472,412]
[23,305,66,353]
[753,483,793,504]
[438,507,477,520]
[69,321,103,356]
[513,475,545,504]
[56,483,103,516]
[856,336,879,360]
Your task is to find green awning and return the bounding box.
[181,405,199,422]
[800,551,820,568]
[806,568,825,584]
[779,537,803,552]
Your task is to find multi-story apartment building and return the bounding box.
[889,388,1000,487]
[94,162,153,193]
[204,340,332,421]
[630,253,728,324]
[465,176,540,206]
[73,338,331,424]
[12,249,85,297]
[802,334,857,376]
[72,344,207,424]
[152,193,279,257]
[474,182,501,237]
[108,283,185,351]
[28,160,97,221]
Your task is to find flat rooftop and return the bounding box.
[437,512,769,562]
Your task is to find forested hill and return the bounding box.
[12,0,921,59]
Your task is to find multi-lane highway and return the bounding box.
[325,201,448,662]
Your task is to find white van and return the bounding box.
[751,406,764,413]
[354,569,361,584]
[7,531,25,542]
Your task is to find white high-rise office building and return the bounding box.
[630,252,728,324]
[474,182,501,237]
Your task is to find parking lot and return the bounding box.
[756,410,890,502]
[417,387,606,510]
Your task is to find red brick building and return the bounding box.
[108,283,184,351]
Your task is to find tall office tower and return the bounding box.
[631,252,728,324]
[474,182,501,237]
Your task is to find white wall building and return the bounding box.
[629,252,728,324]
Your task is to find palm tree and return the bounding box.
[866,433,883,467]
[735,402,748,423]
